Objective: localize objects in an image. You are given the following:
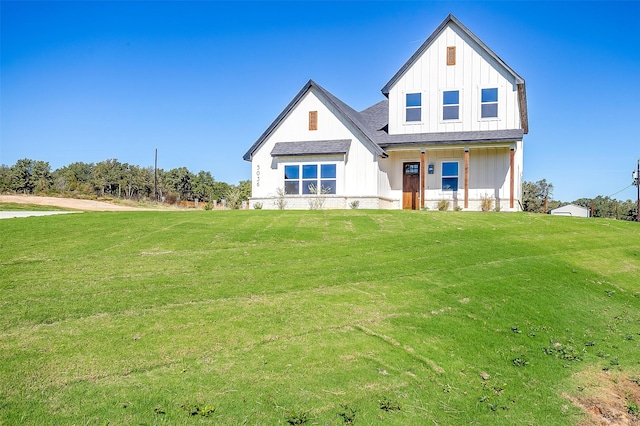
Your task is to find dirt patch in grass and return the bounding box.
[565,369,640,425]
[0,195,153,211]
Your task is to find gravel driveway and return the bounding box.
[0,195,151,211]
[0,195,155,219]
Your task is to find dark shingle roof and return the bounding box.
[359,100,389,133]
[359,99,523,147]
[244,80,524,162]
[243,80,386,161]
[271,140,351,157]
[377,128,524,147]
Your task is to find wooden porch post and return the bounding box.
[464,147,469,209]
[420,149,425,209]
[509,147,515,209]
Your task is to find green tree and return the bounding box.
[132,166,155,200]
[92,159,125,197]
[225,186,243,209]
[211,181,230,202]
[10,158,53,194]
[573,196,638,221]
[10,158,32,194]
[32,161,53,194]
[618,199,637,221]
[164,167,194,201]
[192,170,215,202]
[111,165,154,200]
[121,164,153,200]
[237,179,252,201]
[53,162,94,194]
[522,179,554,213]
[4,156,239,205]
[0,164,13,193]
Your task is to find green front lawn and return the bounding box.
[1,210,638,424]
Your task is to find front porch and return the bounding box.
[384,144,521,211]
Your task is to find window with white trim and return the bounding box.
[442,161,459,191]
[443,90,459,120]
[406,93,422,122]
[284,164,337,195]
[481,88,498,118]
[284,165,300,194]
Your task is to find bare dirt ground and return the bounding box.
[0,195,153,211]
[565,369,640,425]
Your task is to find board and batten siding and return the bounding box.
[468,147,510,200]
[250,87,379,200]
[383,146,519,206]
[376,157,393,200]
[387,23,521,135]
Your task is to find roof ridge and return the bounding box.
[243,80,387,161]
[381,14,524,95]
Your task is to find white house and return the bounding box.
[550,204,590,217]
[243,14,528,210]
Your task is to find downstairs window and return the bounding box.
[442,161,459,191]
[284,164,337,195]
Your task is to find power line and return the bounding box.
[606,183,634,198]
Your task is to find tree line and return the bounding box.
[522,179,638,221]
[2,160,636,218]
[0,158,251,208]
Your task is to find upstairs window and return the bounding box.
[406,93,422,122]
[309,111,318,130]
[443,90,459,120]
[442,161,459,191]
[481,88,498,118]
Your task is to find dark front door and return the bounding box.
[402,162,420,210]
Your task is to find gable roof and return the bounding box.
[246,80,525,162]
[380,13,528,134]
[242,80,387,161]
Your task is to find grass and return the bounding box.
[1,210,639,424]
[0,202,74,211]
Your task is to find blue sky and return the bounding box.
[1,1,639,202]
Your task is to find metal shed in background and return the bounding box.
[550,204,590,217]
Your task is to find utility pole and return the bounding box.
[154,148,158,202]
[635,159,640,222]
